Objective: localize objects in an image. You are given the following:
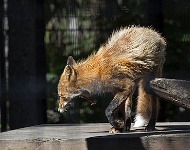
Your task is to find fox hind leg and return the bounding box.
[134,79,152,127]
[134,78,160,131]
[134,59,163,130]
[134,53,164,130]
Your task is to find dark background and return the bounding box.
[0,0,190,131]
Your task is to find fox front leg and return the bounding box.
[124,95,133,131]
[105,85,133,133]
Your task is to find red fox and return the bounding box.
[58,26,166,133]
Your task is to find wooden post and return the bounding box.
[0,0,7,132]
[8,0,46,129]
[150,78,190,109]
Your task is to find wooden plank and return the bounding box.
[0,123,190,150]
[150,78,190,109]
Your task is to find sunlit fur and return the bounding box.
[58,26,166,127]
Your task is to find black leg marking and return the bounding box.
[105,96,125,129]
[124,103,132,131]
[105,83,134,133]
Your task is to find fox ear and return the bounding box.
[63,65,76,82]
[62,56,76,81]
[67,56,76,66]
[64,65,72,81]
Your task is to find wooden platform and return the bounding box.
[0,122,190,150]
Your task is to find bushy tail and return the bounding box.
[134,56,164,127]
[134,79,160,127]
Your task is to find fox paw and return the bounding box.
[109,127,123,133]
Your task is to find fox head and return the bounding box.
[57,56,96,113]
